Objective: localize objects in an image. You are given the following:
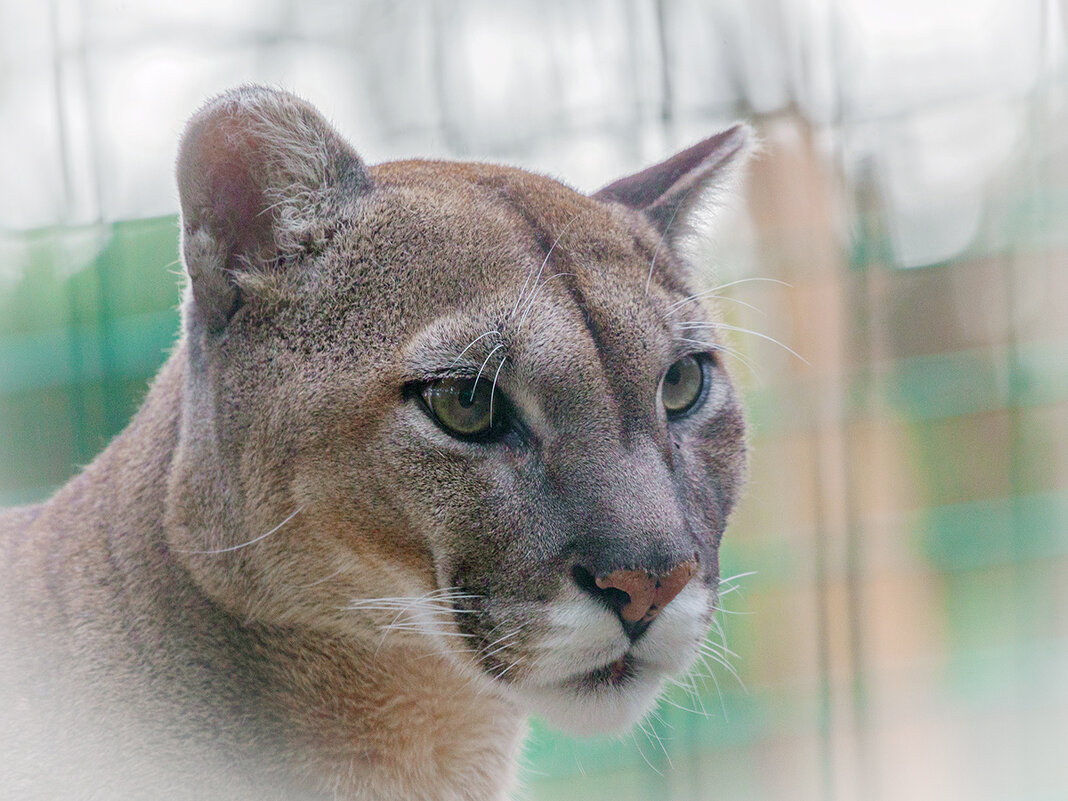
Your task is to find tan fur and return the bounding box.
[0,86,750,799]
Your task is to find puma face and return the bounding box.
[379,199,747,734]
[170,87,749,736]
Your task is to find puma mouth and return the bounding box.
[581,654,635,690]
[514,650,667,734]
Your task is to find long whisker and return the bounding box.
[377,626,474,638]
[676,337,762,380]
[719,570,757,586]
[704,630,742,662]
[178,506,303,555]
[469,342,505,398]
[512,213,582,317]
[492,657,524,681]
[716,346,761,379]
[692,650,728,719]
[489,353,508,421]
[672,337,759,379]
[450,329,501,367]
[348,608,479,619]
[630,726,663,776]
[345,591,482,610]
[678,321,808,364]
[357,588,481,653]
[711,605,749,617]
[516,272,576,330]
[700,294,767,315]
[699,641,746,689]
[643,715,674,768]
[667,277,792,314]
[685,671,710,718]
[480,630,522,661]
[659,685,709,717]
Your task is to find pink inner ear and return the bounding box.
[198,121,274,267]
[593,124,748,214]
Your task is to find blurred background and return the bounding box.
[1,1,1066,799]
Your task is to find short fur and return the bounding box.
[0,86,750,800]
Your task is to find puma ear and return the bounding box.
[593,124,753,242]
[177,85,369,330]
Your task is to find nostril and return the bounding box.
[571,558,699,633]
[571,564,632,616]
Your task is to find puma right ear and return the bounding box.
[177,85,369,331]
[593,124,752,244]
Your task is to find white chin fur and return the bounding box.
[516,672,668,736]
[508,582,713,735]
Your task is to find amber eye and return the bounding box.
[422,378,499,437]
[661,355,705,416]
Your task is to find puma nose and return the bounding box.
[596,559,698,623]
[572,558,698,640]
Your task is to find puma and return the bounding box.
[0,86,750,800]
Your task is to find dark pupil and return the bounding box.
[424,377,496,438]
[665,364,682,386]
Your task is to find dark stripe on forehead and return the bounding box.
[560,275,620,419]
[560,272,669,445]
[493,186,555,256]
[489,183,628,431]
[484,180,674,441]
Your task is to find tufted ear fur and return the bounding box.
[593,124,752,243]
[177,85,369,330]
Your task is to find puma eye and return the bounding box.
[421,378,500,438]
[661,354,706,417]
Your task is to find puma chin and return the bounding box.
[1,84,751,800]
[505,583,715,734]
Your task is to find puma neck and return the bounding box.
[1,346,525,800]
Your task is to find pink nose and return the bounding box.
[594,559,698,623]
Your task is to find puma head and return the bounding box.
[167,85,750,735]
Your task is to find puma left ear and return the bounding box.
[593,124,753,241]
[177,85,369,332]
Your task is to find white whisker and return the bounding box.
[516,272,576,330]
[340,587,482,653]
[693,651,729,719]
[719,570,757,586]
[630,726,663,776]
[480,630,522,661]
[699,293,766,315]
[698,642,746,690]
[489,353,508,420]
[667,277,791,314]
[642,716,673,768]
[674,337,762,380]
[177,506,303,555]
[378,627,474,638]
[687,672,710,718]
[449,329,501,367]
[659,688,708,718]
[512,213,582,317]
[678,320,808,364]
[470,342,505,397]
